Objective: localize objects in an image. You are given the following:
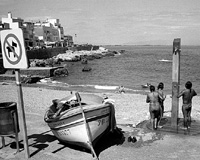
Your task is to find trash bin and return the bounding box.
[0,102,20,136]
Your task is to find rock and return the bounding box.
[92,54,102,59]
[103,51,115,57]
[30,59,46,67]
[81,58,88,64]
[85,55,95,60]
[22,76,42,84]
[30,60,37,67]
[71,56,80,62]
[30,58,62,67]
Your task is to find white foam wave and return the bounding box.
[158,59,172,62]
[94,85,118,90]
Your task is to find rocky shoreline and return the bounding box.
[29,47,121,67]
[0,47,123,84]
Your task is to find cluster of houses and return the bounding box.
[0,12,74,50]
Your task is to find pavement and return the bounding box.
[1,112,200,160]
[0,66,60,80]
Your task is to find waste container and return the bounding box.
[0,102,20,136]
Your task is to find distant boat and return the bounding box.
[141,83,151,88]
[82,66,92,72]
[40,78,52,83]
[159,59,172,62]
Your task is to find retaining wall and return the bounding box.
[26,47,68,59]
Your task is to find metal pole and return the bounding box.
[75,92,98,160]
[13,110,20,153]
[1,136,5,148]
[15,69,30,158]
[171,38,181,127]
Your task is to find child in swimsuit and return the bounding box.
[177,81,197,129]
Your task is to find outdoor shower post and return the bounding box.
[171,38,181,127]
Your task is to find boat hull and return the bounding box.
[44,94,114,149]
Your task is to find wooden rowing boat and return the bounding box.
[44,93,116,150]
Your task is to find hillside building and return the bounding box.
[63,35,73,47]
[1,12,35,49]
[0,12,73,49]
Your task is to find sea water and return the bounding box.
[53,45,200,95]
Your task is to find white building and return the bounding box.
[34,18,64,46]
[1,12,23,29]
[45,19,64,41]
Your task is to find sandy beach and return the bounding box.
[1,82,200,160]
[1,82,200,126]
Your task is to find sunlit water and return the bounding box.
[53,45,200,95]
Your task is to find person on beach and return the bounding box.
[157,82,166,116]
[118,85,125,94]
[102,94,117,132]
[146,85,162,130]
[177,81,197,129]
[157,82,166,128]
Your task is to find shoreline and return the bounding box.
[23,79,172,96]
[1,81,200,126]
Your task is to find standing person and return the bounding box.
[177,81,197,129]
[146,85,162,130]
[157,82,166,123]
[118,85,125,94]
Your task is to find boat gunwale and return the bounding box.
[45,103,111,123]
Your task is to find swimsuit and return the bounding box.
[182,103,192,117]
[149,102,161,119]
[182,103,192,110]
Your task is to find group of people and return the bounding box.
[146,81,197,130]
[146,82,166,130]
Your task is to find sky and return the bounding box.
[0,0,200,45]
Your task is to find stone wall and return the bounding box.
[0,47,68,74]
[26,45,99,59]
[26,47,68,59]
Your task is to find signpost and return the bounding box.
[0,28,30,158]
[171,38,181,127]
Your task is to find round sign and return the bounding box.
[3,33,22,65]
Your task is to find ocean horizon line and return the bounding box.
[102,44,200,47]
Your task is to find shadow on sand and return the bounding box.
[26,130,57,157]
[56,127,125,157]
[4,130,57,157]
[10,128,124,158]
[139,116,200,136]
[94,128,125,156]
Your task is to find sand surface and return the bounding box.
[1,82,200,126]
[1,82,200,160]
